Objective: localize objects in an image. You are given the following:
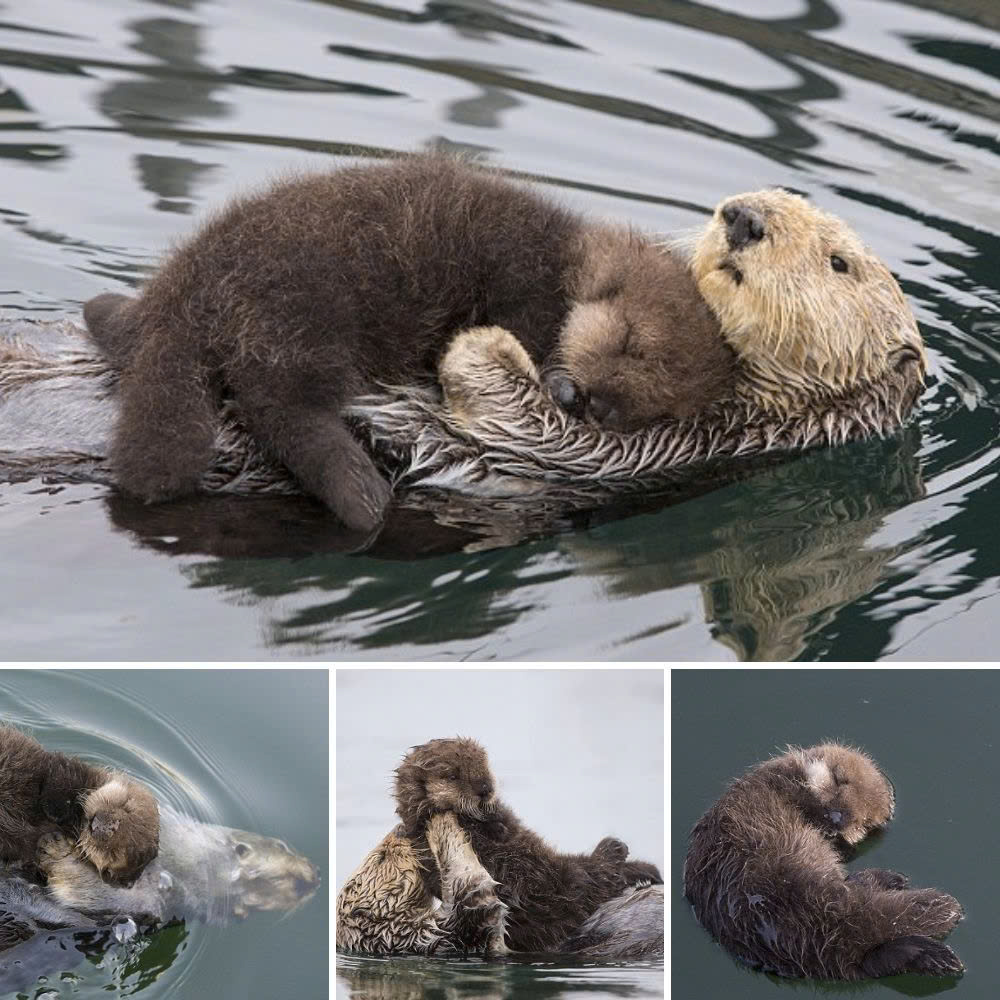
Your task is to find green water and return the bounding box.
[0,669,328,999]
[673,669,995,998]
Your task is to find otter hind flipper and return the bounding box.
[846,868,910,891]
[861,936,964,978]
[83,293,139,370]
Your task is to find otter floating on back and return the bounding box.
[0,178,925,506]
[683,743,963,980]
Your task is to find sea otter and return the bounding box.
[81,153,734,534]
[683,743,964,979]
[392,737,662,953]
[0,726,158,888]
[0,804,318,993]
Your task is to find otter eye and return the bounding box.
[830,254,848,273]
[448,770,459,780]
[235,842,252,858]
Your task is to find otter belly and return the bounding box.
[0,318,924,500]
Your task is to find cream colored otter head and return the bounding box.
[793,742,895,846]
[394,737,499,835]
[77,774,160,887]
[692,189,926,412]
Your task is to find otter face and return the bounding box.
[394,738,498,831]
[558,238,733,431]
[692,189,926,410]
[77,775,160,887]
[796,743,894,845]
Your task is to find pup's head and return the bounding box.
[394,737,498,833]
[77,775,160,887]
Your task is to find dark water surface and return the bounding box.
[0,668,328,999]
[1,1,999,659]
[673,669,995,998]
[336,669,664,999]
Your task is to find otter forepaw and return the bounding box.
[846,868,910,891]
[861,936,964,978]
[36,832,75,870]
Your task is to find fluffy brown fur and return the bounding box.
[393,737,662,953]
[683,743,963,979]
[82,153,733,533]
[0,726,158,887]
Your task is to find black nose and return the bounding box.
[722,202,766,250]
[472,779,492,797]
[828,810,843,827]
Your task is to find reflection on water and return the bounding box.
[338,954,665,999]
[2,0,1000,658]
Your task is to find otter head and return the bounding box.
[224,827,321,919]
[557,230,735,431]
[692,189,926,413]
[77,775,160,887]
[794,742,895,846]
[394,737,498,834]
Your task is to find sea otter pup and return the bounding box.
[81,153,734,533]
[0,726,159,888]
[393,737,662,953]
[683,743,964,980]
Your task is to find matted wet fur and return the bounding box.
[0,726,158,887]
[393,737,662,953]
[83,153,733,533]
[683,743,964,980]
[336,810,508,958]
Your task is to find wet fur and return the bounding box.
[0,726,158,888]
[393,737,662,953]
[83,153,733,532]
[683,743,963,979]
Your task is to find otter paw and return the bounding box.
[36,832,75,869]
[907,890,964,937]
[846,868,910,891]
[861,936,964,978]
[592,837,629,863]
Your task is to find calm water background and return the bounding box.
[335,668,664,999]
[673,669,996,998]
[1,0,999,659]
[0,668,328,999]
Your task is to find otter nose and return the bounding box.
[722,202,766,250]
[472,779,492,797]
[828,810,844,827]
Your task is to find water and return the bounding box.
[335,668,664,999]
[1,0,999,659]
[0,668,328,999]
[673,669,993,998]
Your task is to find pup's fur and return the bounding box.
[393,737,662,953]
[683,743,963,979]
[0,726,158,887]
[83,153,733,533]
